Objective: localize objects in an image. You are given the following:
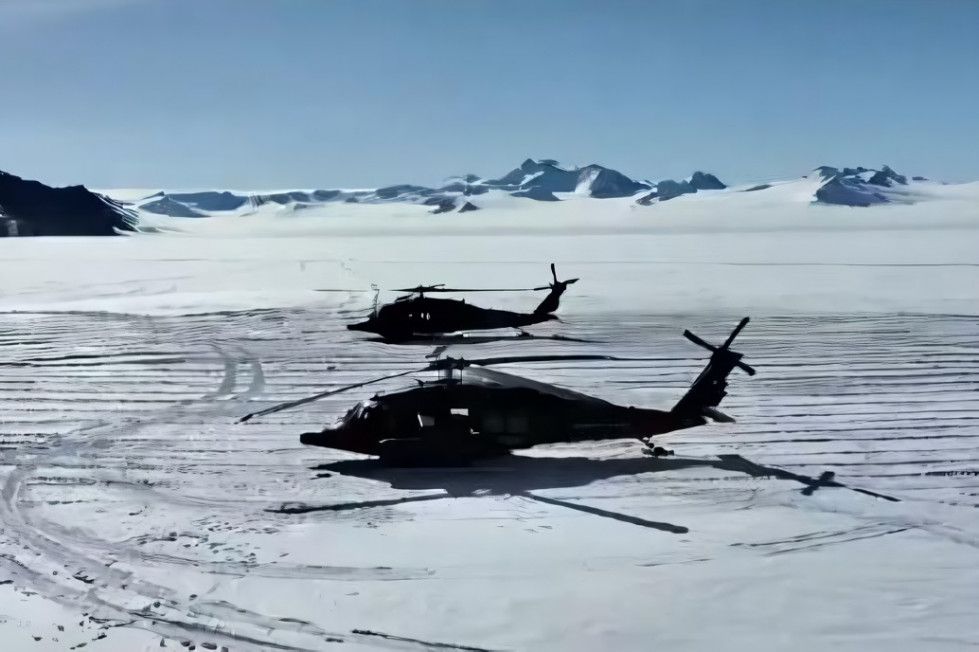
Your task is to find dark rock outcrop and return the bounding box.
[689,171,726,190]
[166,191,247,212]
[636,178,697,204]
[586,166,650,198]
[0,170,137,236]
[656,179,695,201]
[486,159,652,199]
[867,165,908,187]
[811,164,919,207]
[458,201,480,213]
[375,184,431,200]
[511,187,560,201]
[141,195,208,217]
[430,198,457,214]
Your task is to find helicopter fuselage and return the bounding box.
[299,380,705,461]
[347,295,557,340]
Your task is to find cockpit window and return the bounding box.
[338,401,371,425]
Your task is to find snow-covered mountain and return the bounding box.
[2,160,973,237]
[114,159,972,225]
[0,170,137,236]
[810,164,926,206]
[117,158,733,218]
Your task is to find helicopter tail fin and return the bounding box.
[533,263,579,315]
[670,317,755,424]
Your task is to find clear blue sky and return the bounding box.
[1,0,977,189]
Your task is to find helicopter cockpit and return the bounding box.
[337,400,372,426]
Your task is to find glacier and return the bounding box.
[0,162,978,651]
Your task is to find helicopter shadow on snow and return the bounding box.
[270,453,899,534]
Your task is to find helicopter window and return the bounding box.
[450,408,468,416]
[418,414,436,427]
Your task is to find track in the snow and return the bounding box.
[1,308,978,650]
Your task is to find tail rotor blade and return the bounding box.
[683,330,717,353]
[721,317,750,350]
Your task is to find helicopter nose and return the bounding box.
[347,318,378,332]
[300,431,325,446]
[300,427,373,455]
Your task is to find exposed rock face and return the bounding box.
[655,179,695,201]
[867,165,908,187]
[485,159,653,199]
[0,170,137,236]
[128,159,730,215]
[429,198,457,214]
[140,195,208,217]
[811,164,918,207]
[163,191,248,212]
[510,186,561,201]
[689,171,726,190]
[586,166,650,198]
[457,201,480,213]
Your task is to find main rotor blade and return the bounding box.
[428,354,634,369]
[391,286,543,293]
[237,369,417,423]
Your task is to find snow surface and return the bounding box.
[2,192,979,651]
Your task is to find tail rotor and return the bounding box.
[672,317,755,423]
[533,263,579,315]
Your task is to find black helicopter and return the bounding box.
[240,317,757,466]
[346,263,579,342]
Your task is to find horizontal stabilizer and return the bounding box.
[702,406,736,423]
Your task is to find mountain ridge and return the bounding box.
[126,159,955,218]
[0,170,138,237]
[1,159,970,237]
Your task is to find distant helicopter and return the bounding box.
[239,317,757,466]
[345,263,579,343]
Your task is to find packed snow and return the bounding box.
[1,185,979,651]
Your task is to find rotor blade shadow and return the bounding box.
[268,492,451,515]
[713,454,901,502]
[316,455,711,495]
[316,453,900,503]
[518,492,689,534]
